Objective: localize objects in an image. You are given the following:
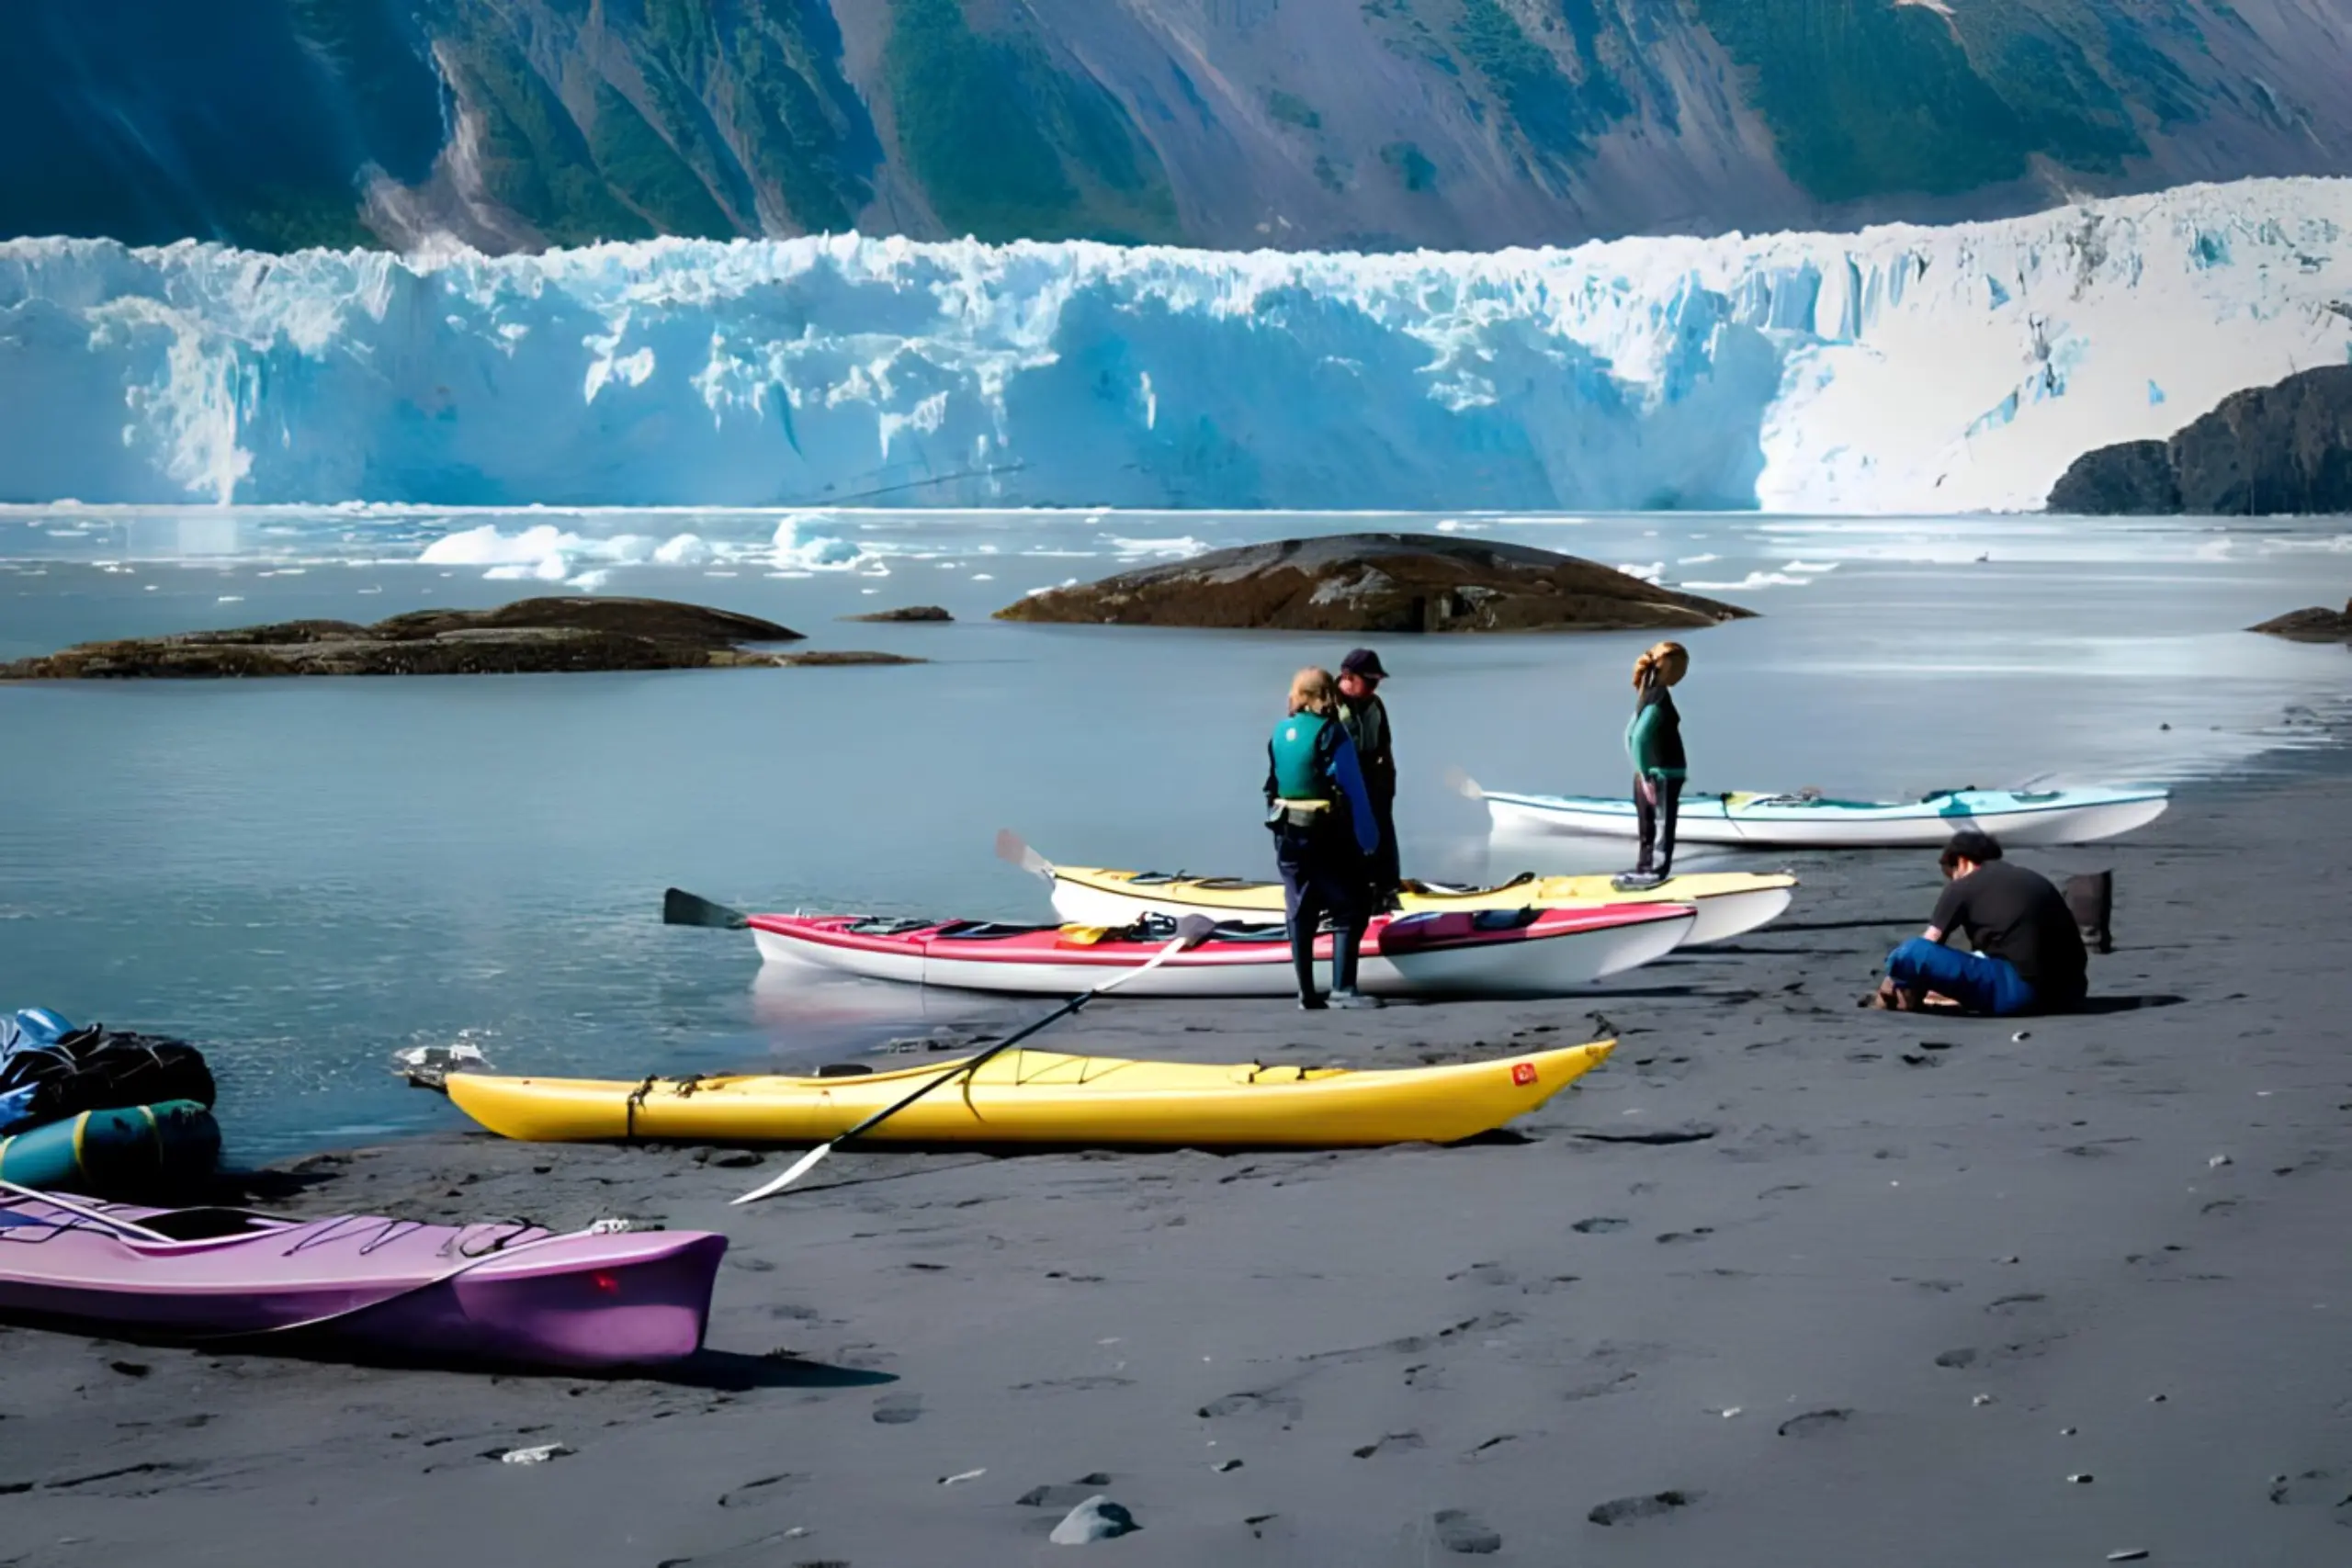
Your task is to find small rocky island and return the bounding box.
[842,604,953,623]
[2250,597,2352,644]
[1,597,922,679]
[993,533,1750,634]
[2049,365,2352,515]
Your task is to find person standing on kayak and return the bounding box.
[1870,829,2087,1015]
[1336,648,1400,910]
[1616,640,1689,890]
[1266,667,1385,1010]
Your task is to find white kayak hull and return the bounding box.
[1483,788,2170,849]
[1046,879,1792,948]
[752,910,1694,999]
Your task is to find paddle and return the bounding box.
[0,1177,176,1244]
[663,887,750,930]
[730,913,1220,1206]
[993,828,1055,882]
[1442,767,1486,802]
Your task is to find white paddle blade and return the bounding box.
[1442,766,1485,801]
[732,1143,832,1206]
[993,829,1054,881]
[1085,915,1222,997]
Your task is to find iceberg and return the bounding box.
[1,178,2347,513]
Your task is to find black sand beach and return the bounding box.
[6,760,2352,1567]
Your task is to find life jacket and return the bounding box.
[1268,711,1344,806]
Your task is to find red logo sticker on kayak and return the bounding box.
[1511,1063,1538,1086]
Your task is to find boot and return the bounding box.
[1293,930,1325,1010]
[1328,926,1385,1010]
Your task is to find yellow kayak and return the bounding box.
[1044,863,1795,946]
[443,1042,1613,1149]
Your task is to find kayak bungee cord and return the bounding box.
[729,913,1220,1206]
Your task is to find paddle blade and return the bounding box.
[993,829,1053,881]
[1442,766,1485,802]
[664,887,749,930]
[732,1143,831,1205]
[1173,913,1217,947]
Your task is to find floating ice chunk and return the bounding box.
[772,513,865,571]
[420,523,579,567]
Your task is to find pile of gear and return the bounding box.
[0,1009,220,1198]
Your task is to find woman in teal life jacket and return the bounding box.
[1264,667,1384,1010]
[1617,640,1690,889]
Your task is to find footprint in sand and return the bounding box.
[1199,1389,1305,1423]
[1985,1293,2047,1314]
[1655,1227,1715,1245]
[1352,1431,1426,1459]
[1589,1491,1697,1526]
[1776,1408,1852,1438]
[1446,1262,1515,1287]
[1019,1474,1114,1508]
[1573,1217,1629,1235]
[871,1395,923,1425]
[1561,1372,1640,1402]
[1935,1348,1980,1369]
[716,1472,800,1508]
[1432,1508,1503,1554]
[1011,1376,1135,1394]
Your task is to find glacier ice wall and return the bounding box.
[1,178,2347,513]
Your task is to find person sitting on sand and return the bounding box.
[1266,667,1385,1010]
[1870,829,2087,1016]
[1615,640,1689,890]
[1336,648,1400,911]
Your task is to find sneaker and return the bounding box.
[1297,994,1329,1011]
[1611,871,1667,891]
[1328,988,1385,1010]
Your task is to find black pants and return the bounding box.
[1634,775,1683,875]
[1366,796,1401,908]
[1274,822,1366,998]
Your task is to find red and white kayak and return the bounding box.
[746,906,1696,999]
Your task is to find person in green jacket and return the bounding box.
[1265,667,1385,1010]
[1617,640,1689,890]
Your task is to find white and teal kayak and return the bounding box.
[1477,784,2169,849]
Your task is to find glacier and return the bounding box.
[1,177,2347,513]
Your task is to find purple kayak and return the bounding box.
[0,1187,726,1368]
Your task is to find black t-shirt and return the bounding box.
[1931,860,2087,1001]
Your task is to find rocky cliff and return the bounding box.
[2048,366,2352,515]
[6,0,2350,254]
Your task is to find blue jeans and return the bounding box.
[1886,939,2038,1017]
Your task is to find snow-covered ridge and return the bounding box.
[2,178,2347,513]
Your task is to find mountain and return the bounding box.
[5,1,2350,254]
[5,176,2345,511]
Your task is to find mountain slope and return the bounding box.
[3,0,2349,253]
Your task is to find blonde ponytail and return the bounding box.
[1288,666,1338,716]
[1632,640,1690,692]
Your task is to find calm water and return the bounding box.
[3,506,2346,1159]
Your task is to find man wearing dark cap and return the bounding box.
[1336,648,1400,908]
[1870,829,2088,1015]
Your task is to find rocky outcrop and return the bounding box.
[841,605,952,623]
[2049,366,2352,515]
[1,598,818,679]
[992,534,1749,634]
[2250,599,2352,644]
